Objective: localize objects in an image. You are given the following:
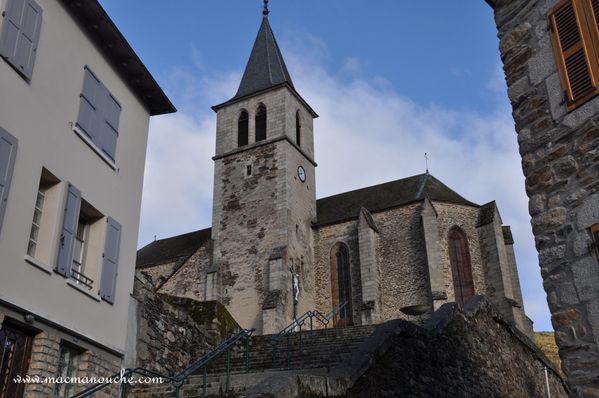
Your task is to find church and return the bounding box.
[136,3,533,338]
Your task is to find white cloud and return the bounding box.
[138,37,553,331]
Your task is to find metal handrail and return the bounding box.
[268,302,348,369]
[70,367,180,398]
[176,328,254,379]
[70,328,254,398]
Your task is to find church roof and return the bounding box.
[136,228,211,268]
[315,173,479,226]
[233,15,294,101]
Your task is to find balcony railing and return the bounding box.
[70,268,93,290]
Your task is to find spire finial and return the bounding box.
[425,152,430,173]
[263,0,269,16]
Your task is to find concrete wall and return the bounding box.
[0,0,150,354]
[488,0,599,394]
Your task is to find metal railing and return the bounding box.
[70,328,254,398]
[70,268,94,290]
[269,301,348,369]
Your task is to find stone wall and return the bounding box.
[133,273,236,376]
[158,242,212,300]
[346,296,568,398]
[488,0,599,394]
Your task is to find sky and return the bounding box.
[98,0,554,331]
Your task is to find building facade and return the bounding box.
[486,0,599,395]
[0,0,174,397]
[137,7,533,340]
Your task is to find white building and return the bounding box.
[0,0,174,396]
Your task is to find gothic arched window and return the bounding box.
[255,104,267,142]
[238,110,249,147]
[448,226,475,306]
[330,243,353,326]
[295,111,301,147]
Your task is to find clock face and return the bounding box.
[297,166,306,182]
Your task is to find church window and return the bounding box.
[448,227,475,306]
[238,110,249,147]
[330,243,353,326]
[295,111,301,147]
[547,0,599,111]
[246,164,252,176]
[255,104,267,141]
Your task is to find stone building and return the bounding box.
[0,0,174,397]
[137,5,532,339]
[486,0,599,395]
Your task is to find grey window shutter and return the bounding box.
[100,217,121,303]
[0,127,18,237]
[0,0,42,80]
[98,88,120,161]
[77,68,101,141]
[56,184,81,277]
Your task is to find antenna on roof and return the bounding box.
[263,0,269,16]
[424,152,430,174]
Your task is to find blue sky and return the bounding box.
[98,1,553,331]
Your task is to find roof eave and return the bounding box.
[211,82,318,118]
[59,0,176,116]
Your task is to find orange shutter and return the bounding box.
[548,0,599,110]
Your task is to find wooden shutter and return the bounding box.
[56,184,81,276]
[0,0,42,80]
[77,68,101,141]
[0,127,18,238]
[98,89,120,161]
[548,0,599,110]
[100,217,121,303]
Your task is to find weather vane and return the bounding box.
[263,0,269,16]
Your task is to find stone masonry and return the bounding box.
[487,0,599,395]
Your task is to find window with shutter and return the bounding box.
[0,127,18,238]
[548,0,599,110]
[0,0,42,81]
[75,67,121,164]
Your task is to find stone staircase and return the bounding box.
[128,324,378,397]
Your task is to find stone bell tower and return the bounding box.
[208,1,319,334]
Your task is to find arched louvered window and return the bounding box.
[295,111,301,147]
[238,110,249,147]
[448,227,475,306]
[330,243,353,326]
[255,104,267,142]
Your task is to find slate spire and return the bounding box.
[232,1,294,100]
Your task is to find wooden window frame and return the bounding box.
[548,0,599,111]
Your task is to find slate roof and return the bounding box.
[233,15,294,100]
[315,173,479,226]
[59,0,175,115]
[211,14,318,117]
[136,228,211,268]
